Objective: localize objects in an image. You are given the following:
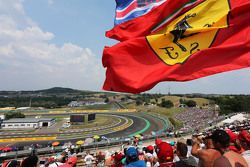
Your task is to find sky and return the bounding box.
[0,0,250,94]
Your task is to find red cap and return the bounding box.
[146,145,154,151]
[225,129,238,142]
[67,157,77,165]
[155,138,163,146]
[157,142,174,162]
[58,164,72,167]
[238,130,250,143]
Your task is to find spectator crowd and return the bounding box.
[1,116,250,167]
[175,108,217,131]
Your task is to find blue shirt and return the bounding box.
[125,160,146,167]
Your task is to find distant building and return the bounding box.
[68,101,106,107]
[68,101,80,107]
[1,118,55,129]
[16,107,31,110]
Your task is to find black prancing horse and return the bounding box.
[170,13,196,52]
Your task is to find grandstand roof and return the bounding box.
[2,118,55,123]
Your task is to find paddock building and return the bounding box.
[1,118,55,129]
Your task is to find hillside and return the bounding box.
[0,87,95,96]
[1,87,249,116]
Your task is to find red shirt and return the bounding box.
[159,162,175,167]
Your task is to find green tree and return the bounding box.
[185,100,197,107]
[160,100,174,108]
[5,111,25,120]
[179,98,185,104]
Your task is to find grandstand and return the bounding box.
[0,113,249,166]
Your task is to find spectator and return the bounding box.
[238,130,250,164]
[225,129,245,154]
[124,147,146,167]
[212,129,248,167]
[191,135,221,167]
[186,139,199,164]
[104,151,113,166]
[133,137,139,147]
[113,151,124,167]
[121,148,128,166]
[155,139,163,147]
[84,151,95,167]
[155,142,174,167]
[145,145,156,167]
[175,142,197,167]
[21,155,39,167]
[96,151,105,167]
[48,153,68,167]
[66,156,77,167]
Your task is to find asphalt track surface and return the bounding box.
[0,112,166,147]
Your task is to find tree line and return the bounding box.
[0,96,74,108]
[209,95,250,114]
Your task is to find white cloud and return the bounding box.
[0,0,104,91]
[48,0,55,5]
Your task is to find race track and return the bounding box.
[0,112,169,147]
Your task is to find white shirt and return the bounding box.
[145,153,153,167]
[48,162,63,167]
[187,145,199,164]
[242,150,250,165]
[84,154,94,165]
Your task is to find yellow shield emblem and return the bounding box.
[146,0,230,65]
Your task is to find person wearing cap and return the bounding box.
[155,142,175,167]
[239,130,250,164]
[113,151,124,167]
[96,151,105,167]
[84,151,95,167]
[239,130,250,148]
[66,156,77,167]
[145,145,157,167]
[124,147,146,167]
[155,139,163,147]
[175,142,197,167]
[191,134,221,167]
[225,129,245,154]
[211,129,248,167]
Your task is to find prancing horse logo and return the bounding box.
[170,13,196,52]
[146,0,230,66]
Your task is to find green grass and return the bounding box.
[154,96,210,107]
[135,105,185,128]
[0,128,36,133]
[59,116,119,131]
[135,105,184,117]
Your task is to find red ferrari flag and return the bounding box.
[107,0,203,41]
[103,0,250,93]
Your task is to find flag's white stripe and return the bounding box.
[151,1,198,32]
[116,0,137,13]
[116,0,166,20]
